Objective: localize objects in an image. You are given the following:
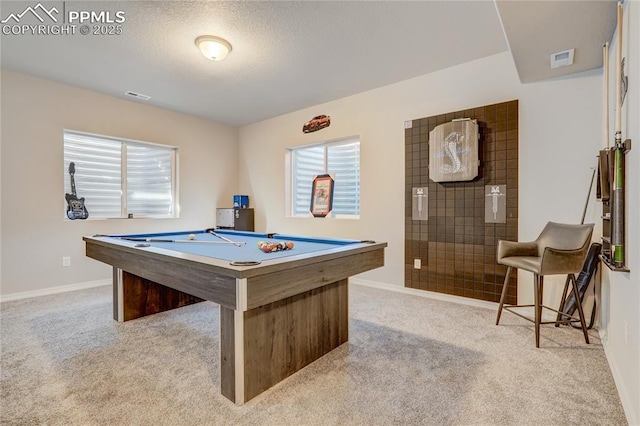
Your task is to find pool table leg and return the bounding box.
[219,279,349,404]
[112,268,204,322]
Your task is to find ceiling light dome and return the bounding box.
[195,35,232,61]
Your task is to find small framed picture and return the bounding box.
[310,174,334,217]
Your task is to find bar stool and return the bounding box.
[495,221,594,347]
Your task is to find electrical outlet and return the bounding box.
[414,259,421,269]
[62,257,71,267]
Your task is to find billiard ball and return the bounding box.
[189,234,195,240]
[257,240,294,252]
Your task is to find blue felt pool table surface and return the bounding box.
[106,229,361,263]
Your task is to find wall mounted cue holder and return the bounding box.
[597,139,631,272]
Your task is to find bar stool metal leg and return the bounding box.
[496,266,512,325]
[570,274,590,344]
[534,274,542,348]
[555,275,571,326]
[533,274,540,348]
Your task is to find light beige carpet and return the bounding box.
[0,284,627,425]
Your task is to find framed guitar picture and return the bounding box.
[310,174,334,217]
[65,162,89,220]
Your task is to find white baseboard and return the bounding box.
[350,279,564,322]
[0,279,110,303]
[599,328,638,426]
[350,278,499,311]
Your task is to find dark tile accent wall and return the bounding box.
[404,100,518,304]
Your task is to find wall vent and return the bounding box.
[550,49,575,69]
[124,91,151,100]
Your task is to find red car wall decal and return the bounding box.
[303,115,331,133]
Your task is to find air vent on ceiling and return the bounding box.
[124,91,151,100]
[550,49,575,69]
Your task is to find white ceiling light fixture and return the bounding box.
[195,35,232,61]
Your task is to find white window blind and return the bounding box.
[293,146,325,216]
[126,143,175,217]
[63,130,177,219]
[327,142,360,215]
[291,138,360,217]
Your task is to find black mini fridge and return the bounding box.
[216,208,255,231]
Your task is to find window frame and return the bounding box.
[63,129,179,220]
[286,136,360,219]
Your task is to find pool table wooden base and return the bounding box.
[113,269,349,404]
[220,279,348,403]
[115,270,204,321]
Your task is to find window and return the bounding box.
[289,137,360,217]
[63,130,177,219]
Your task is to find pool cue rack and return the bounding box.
[597,140,631,272]
[597,4,631,273]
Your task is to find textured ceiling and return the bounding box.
[0,1,617,127]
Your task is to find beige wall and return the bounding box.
[0,70,238,296]
[238,50,638,422]
[239,52,524,286]
[238,51,603,290]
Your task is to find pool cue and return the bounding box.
[120,237,245,245]
[205,228,244,247]
[580,168,596,225]
[597,44,610,203]
[610,2,625,268]
[604,42,609,149]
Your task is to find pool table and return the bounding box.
[83,229,386,404]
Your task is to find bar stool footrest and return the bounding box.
[503,304,584,326]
